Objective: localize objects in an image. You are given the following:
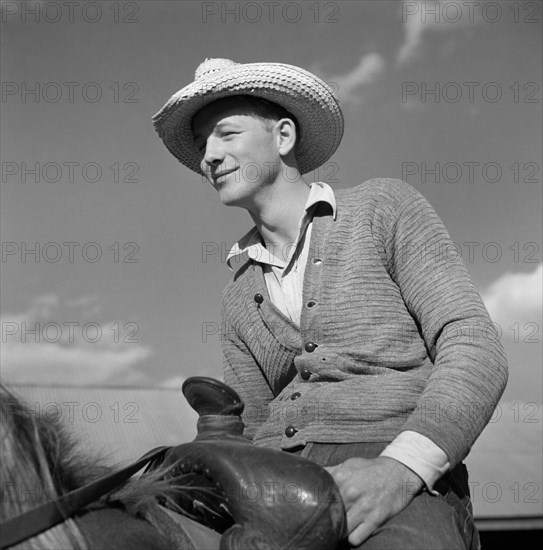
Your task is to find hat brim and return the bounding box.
[152,62,344,175]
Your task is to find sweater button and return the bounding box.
[300,368,311,381]
[285,426,297,438]
[304,342,317,353]
[254,293,264,304]
[290,392,301,400]
[312,258,323,265]
[306,300,317,308]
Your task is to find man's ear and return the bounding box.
[276,118,297,157]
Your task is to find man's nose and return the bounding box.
[203,136,225,166]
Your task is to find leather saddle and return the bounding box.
[154,377,347,550]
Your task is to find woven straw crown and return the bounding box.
[152,58,344,175]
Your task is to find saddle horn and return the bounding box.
[161,376,347,550]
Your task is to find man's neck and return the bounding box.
[248,178,311,252]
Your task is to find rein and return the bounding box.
[0,446,170,549]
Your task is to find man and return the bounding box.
[153,58,508,549]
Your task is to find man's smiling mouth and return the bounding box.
[212,167,238,180]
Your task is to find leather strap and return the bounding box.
[0,446,170,549]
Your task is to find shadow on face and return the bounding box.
[191,95,299,153]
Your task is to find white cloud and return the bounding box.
[398,4,427,65]
[481,263,543,329]
[65,294,101,316]
[159,376,186,390]
[328,53,385,105]
[397,0,481,66]
[1,295,153,386]
[2,343,150,385]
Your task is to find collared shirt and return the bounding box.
[227,182,337,324]
[226,182,449,491]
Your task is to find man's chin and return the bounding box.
[218,190,241,207]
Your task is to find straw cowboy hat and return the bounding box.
[152,58,344,175]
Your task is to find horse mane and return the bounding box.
[0,384,191,549]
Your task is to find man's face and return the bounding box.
[192,97,282,208]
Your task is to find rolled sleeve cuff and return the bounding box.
[380,430,450,495]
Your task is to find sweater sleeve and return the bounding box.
[221,301,275,440]
[382,180,508,466]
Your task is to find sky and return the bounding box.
[1,0,541,521]
[0,0,541,393]
[1,0,540,394]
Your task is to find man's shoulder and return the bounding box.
[336,178,421,202]
[333,179,425,216]
[221,260,252,305]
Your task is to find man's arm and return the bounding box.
[384,181,508,464]
[380,430,449,493]
[327,179,508,546]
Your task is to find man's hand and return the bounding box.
[325,457,424,547]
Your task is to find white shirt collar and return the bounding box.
[226,182,337,271]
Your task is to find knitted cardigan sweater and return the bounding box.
[221,179,508,467]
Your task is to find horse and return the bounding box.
[0,381,227,549]
[0,379,347,550]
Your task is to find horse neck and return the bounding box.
[1,394,100,511]
[75,508,171,550]
[0,387,179,550]
[0,389,95,549]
